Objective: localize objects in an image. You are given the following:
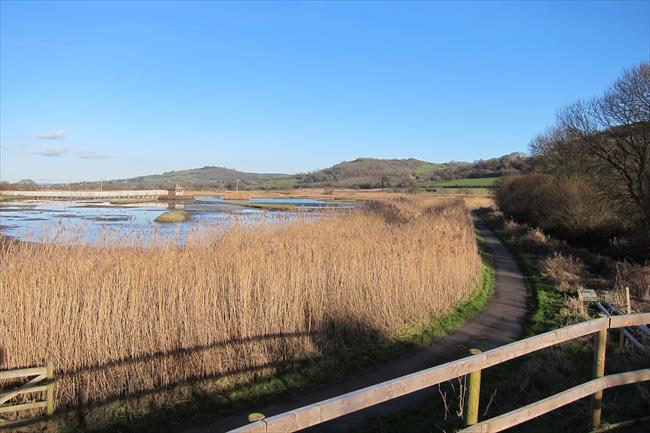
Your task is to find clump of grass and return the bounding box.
[614,262,650,301]
[0,197,481,421]
[153,210,189,223]
[541,253,586,293]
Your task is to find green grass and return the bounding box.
[256,177,300,190]
[475,208,564,335]
[415,161,445,176]
[53,235,495,433]
[0,194,23,201]
[432,177,500,188]
[225,201,295,211]
[153,210,189,223]
[434,187,494,195]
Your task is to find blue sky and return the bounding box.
[1,1,649,183]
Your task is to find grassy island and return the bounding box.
[154,210,189,223]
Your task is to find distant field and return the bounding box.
[0,194,21,201]
[431,177,500,187]
[415,161,445,175]
[257,177,301,189]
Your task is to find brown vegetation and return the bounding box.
[207,188,494,209]
[487,207,650,307]
[0,197,481,410]
[511,62,650,260]
[496,174,622,253]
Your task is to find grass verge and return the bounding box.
[475,208,565,335]
[153,210,189,223]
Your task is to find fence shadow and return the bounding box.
[1,313,391,431]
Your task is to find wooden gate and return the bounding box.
[0,361,54,429]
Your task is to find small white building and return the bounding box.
[167,183,185,198]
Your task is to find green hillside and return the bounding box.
[431,177,500,187]
[64,152,530,191]
[72,166,288,190]
[292,153,529,189]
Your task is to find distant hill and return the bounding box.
[291,158,444,189]
[71,166,287,190]
[64,152,532,191]
[292,152,532,189]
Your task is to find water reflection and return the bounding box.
[0,196,352,245]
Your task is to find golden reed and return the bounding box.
[0,197,480,407]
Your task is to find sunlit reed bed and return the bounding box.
[0,197,481,410]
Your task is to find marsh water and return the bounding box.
[0,196,353,245]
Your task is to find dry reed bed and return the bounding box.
[0,197,481,407]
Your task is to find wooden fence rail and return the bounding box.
[229,313,650,433]
[2,190,167,200]
[461,369,650,433]
[0,361,54,429]
[2,314,647,431]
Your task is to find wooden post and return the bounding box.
[619,326,625,349]
[590,327,607,429]
[465,348,482,427]
[618,287,632,349]
[46,360,54,416]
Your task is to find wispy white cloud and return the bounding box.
[27,146,69,157]
[37,130,66,140]
[77,151,109,159]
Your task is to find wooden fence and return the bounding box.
[229,313,650,433]
[2,190,167,200]
[0,362,54,429]
[1,315,647,431]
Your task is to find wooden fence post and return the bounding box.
[590,326,607,429]
[46,360,54,416]
[619,287,631,349]
[464,348,482,427]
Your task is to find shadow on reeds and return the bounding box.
[39,316,391,432]
[62,331,317,377]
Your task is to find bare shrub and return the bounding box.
[614,262,650,301]
[560,296,589,324]
[541,253,585,293]
[518,227,551,252]
[496,174,620,254]
[503,218,519,235]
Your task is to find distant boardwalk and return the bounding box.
[3,190,168,200]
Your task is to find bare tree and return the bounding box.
[532,63,650,228]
